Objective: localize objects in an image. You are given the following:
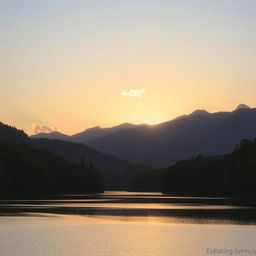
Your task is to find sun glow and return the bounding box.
[145,120,159,125]
[140,117,163,125]
[1,1,255,135]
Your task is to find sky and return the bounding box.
[1,0,256,135]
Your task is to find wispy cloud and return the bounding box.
[121,88,146,98]
[29,123,58,135]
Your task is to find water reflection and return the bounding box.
[0,191,256,225]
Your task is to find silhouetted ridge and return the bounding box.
[85,105,256,166]
[70,123,147,143]
[28,105,256,168]
[0,122,28,142]
[189,109,209,116]
[29,138,132,169]
[234,104,250,111]
[31,131,70,141]
[1,121,147,190]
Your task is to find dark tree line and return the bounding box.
[0,122,28,142]
[0,121,147,191]
[128,139,256,199]
[0,141,104,199]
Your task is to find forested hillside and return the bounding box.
[129,139,256,199]
[0,141,103,198]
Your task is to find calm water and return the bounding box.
[0,191,256,256]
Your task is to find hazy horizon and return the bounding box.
[27,103,253,135]
[1,0,256,135]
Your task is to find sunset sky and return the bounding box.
[1,0,256,135]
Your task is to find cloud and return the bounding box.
[121,88,146,98]
[29,123,58,135]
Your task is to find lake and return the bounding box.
[0,191,256,256]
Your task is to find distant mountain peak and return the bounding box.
[190,109,209,116]
[34,131,65,136]
[234,104,250,111]
[116,123,135,128]
[49,131,63,135]
[30,131,70,141]
[87,126,102,131]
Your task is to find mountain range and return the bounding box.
[31,104,256,167]
[31,123,147,143]
[0,122,131,169]
[0,122,144,189]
